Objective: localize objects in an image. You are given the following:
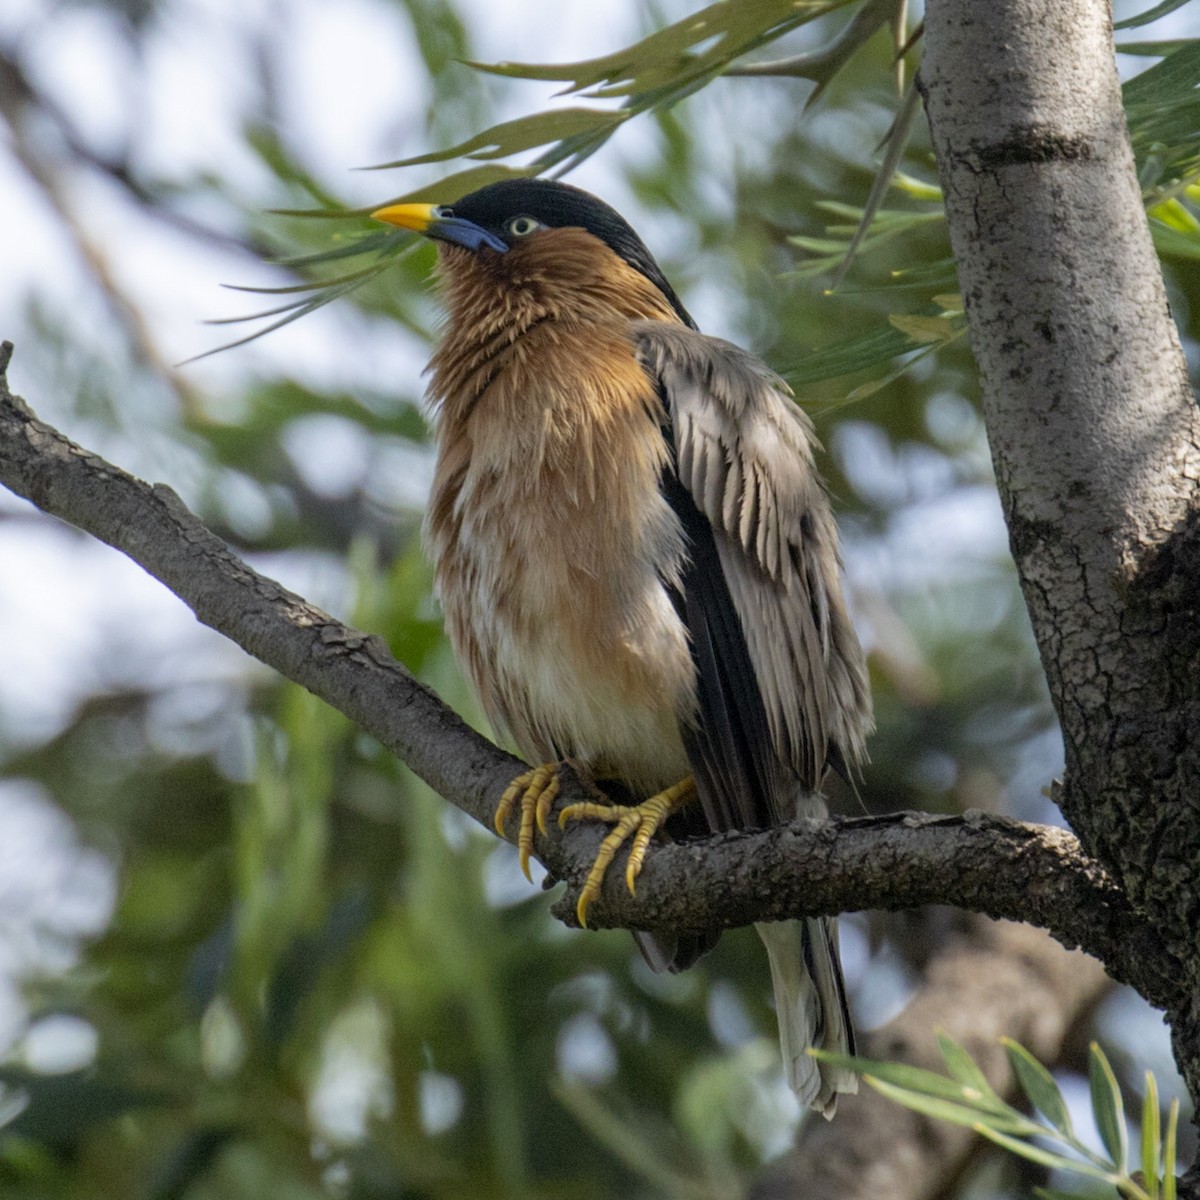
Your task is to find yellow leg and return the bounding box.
[494,763,560,881]
[558,776,697,928]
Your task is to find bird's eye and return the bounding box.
[507,215,542,237]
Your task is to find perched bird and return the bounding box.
[373,179,872,1115]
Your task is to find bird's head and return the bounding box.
[372,179,695,328]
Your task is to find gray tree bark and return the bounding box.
[920,0,1200,1169]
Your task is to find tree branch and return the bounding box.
[0,340,1180,1014]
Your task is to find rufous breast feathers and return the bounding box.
[423,231,696,788]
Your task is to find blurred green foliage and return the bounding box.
[0,1,1197,1197]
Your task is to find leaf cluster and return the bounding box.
[817,1035,1181,1200]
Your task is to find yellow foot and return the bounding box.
[558,776,696,927]
[495,763,560,881]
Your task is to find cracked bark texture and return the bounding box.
[922,0,1200,1129]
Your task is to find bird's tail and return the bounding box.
[755,917,856,1118]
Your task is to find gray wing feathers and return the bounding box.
[634,321,872,798]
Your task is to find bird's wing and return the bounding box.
[633,321,871,831]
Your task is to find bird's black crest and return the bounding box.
[448,179,696,328]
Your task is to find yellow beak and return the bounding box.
[370,203,438,233]
[370,201,509,254]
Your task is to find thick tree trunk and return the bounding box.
[921,0,1200,1143]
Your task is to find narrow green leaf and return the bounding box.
[1142,1071,1161,1200]
[974,1125,1119,1182]
[1114,0,1194,30]
[1149,197,1200,233]
[931,1033,1017,1119]
[464,0,842,92]
[1089,1042,1129,1173]
[203,297,319,326]
[1163,1099,1178,1200]
[266,204,371,220]
[936,1033,997,1095]
[183,277,371,363]
[811,1051,993,1104]
[217,261,390,300]
[812,201,944,232]
[888,258,961,286]
[806,1056,1022,1108]
[887,313,959,344]
[1123,40,1200,193]
[1123,41,1200,109]
[369,108,627,169]
[841,342,942,401]
[892,172,944,202]
[791,203,946,280]
[1117,38,1197,56]
[932,293,964,311]
[830,79,924,288]
[782,325,916,384]
[841,326,963,398]
[1002,1038,1074,1137]
[383,164,534,202]
[1149,219,1200,260]
[275,166,531,218]
[271,230,407,269]
[862,1077,1037,1136]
